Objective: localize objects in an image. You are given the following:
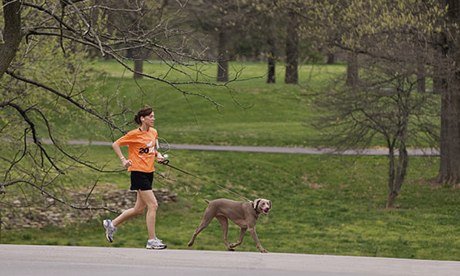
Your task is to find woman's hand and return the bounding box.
[121,158,132,168]
[156,153,165,163]
[156,153,168,163]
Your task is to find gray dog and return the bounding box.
[188,198,272,253]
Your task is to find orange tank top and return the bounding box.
[115,128,158,172]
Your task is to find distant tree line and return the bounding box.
[94,0,324,84]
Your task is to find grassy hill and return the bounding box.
[67,60,345,147]
[2,61,459,261]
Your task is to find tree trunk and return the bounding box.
[267,31,276,84]
[134,59,143,79]
[438,77,460,184]
[0,0,22,79]
[326,53,336,64]
[386,145,409,209]
[387,147,397,208]
[285,11,298,84]
[434,32,449,178]
[437,0,460,185]
[217,29,229,82]
[437,33,447,179]
[416,60,426,93]
[386,191,398,209]
[386,93,410,209]
[346,51,359,87]
[130,48,144,79]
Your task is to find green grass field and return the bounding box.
[2,61,459,261]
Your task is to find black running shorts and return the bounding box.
[130,171,154,191]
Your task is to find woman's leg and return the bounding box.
[112,191,146,227]
[137,190,159,240]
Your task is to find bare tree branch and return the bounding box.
[6,70,124,133]
[5,102,63,173]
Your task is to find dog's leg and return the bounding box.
[229,227,247,250]
[248,227,268,253]
[188,210,215,247]
[216,216,232,250]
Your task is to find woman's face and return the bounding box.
[142,112,155,127]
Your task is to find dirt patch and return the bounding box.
[0,184,177,229]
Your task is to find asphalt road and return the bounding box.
[1,244,458,276]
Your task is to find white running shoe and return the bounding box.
[103,219,117,243]
[146,238,167,250]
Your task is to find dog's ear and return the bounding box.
[253,199,261,210]
[268,200,272,208]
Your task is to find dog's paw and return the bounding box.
[227,248,235,251]
[259,248,268,253]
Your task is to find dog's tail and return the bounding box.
[204,199,210,204]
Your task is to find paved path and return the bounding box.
[166,144,439,156]
[1,245,459,276]
[47,139,439,156]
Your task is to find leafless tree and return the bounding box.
[312,0,442,207]
[315,65,439,208]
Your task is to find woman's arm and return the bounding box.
[155,139,165,162]
[112,142,132,168]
